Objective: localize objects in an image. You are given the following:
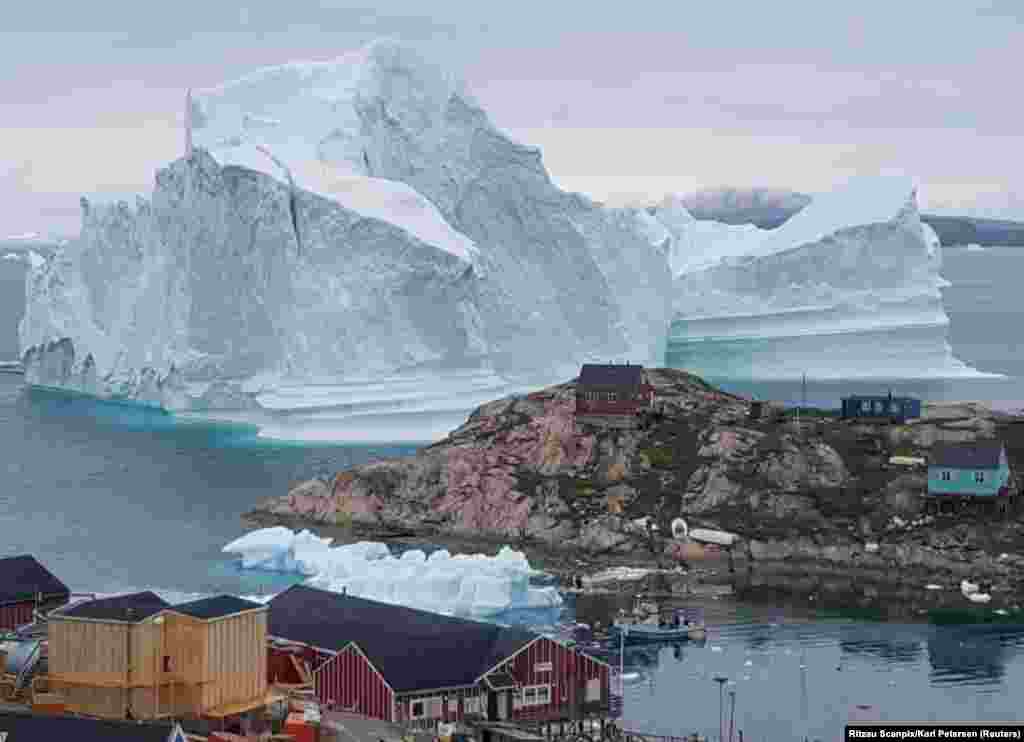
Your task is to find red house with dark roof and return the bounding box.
[0,554,70,631]
[575,364,653,428]
[266,585,612,731]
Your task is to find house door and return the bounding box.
[487,691,509,720]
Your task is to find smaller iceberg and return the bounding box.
[222,527,563,618]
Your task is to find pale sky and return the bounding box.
[1,0,1022,236]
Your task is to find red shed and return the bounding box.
[266,585,612,730]
[575,364,652,427]
[0,555,69,631]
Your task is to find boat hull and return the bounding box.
[610,624,703,643]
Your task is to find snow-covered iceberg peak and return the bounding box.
[190,39,477,262]
[659,175,992,380]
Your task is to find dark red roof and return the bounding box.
[577,364,644,390]
[57,590,169,622]
[0,555,69,607]
[268,585,536,693]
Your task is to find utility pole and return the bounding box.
[728,690,736,742]
[713,677,728,742]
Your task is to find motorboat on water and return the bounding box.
[610,607,706,643]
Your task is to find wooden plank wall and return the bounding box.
[202,610,267,712]
[316,644,393,721]
[164,613,207,686]
[0,602,35,632]
[49,618,129,685]
[48,617,177,719]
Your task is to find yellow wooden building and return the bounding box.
[47,592,273,721]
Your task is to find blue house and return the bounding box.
[841,394,921,423]
[927,441,1013,501]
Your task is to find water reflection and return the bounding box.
[927,627,1009,685]
[840,624,924,664]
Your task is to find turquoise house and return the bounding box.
[927,441,1012,499]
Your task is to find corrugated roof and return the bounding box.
[577,363,643,389]
[0,711,179,741]
[57,590,170,622]
[268,585,537,693]
[0,554,70,607]
[930,441,1005,469]
[169,594,266,620]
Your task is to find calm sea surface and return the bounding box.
[2,247,1024,736]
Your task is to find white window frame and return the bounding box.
[519,684,551,707]
[410,699,426,719]
[448,696,458,713]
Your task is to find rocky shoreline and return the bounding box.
[249,369,1024,607]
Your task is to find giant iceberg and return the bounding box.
[19,40,670,413]
[655,176,988,380]
[221,527,563,619]
[18,39,982,421]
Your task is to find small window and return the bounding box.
[162,656,171,673]
[609,392,617,402]
[861,400,871,413]
[464,695,480,714]
[448,697,458,713]
[410,700,425,719]
[520,684,551,707]
[975,471,986,484]
[940,471,952,482]
[889,402,900,414]
[873,401,884,414]
[586,677,601,702]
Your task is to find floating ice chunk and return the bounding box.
[223,527,562,618]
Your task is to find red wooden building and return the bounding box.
[0,555,69,632]
[266,586,611,731]
[575,364,653,428]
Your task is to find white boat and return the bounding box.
[671,518,739,546]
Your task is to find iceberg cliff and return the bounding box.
[20,40,671,409]
[657,176,986,380]
[20,40,982,416]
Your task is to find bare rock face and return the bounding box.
[570,517,635,553]
[257,368,1022,575]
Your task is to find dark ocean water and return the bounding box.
[2,247,1024,734]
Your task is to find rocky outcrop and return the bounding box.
[256,369,1024,591]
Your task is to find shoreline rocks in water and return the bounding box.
[249,368,1024,602]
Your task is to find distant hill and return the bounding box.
[918,215,1024,248]
[676,188,1024,246]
